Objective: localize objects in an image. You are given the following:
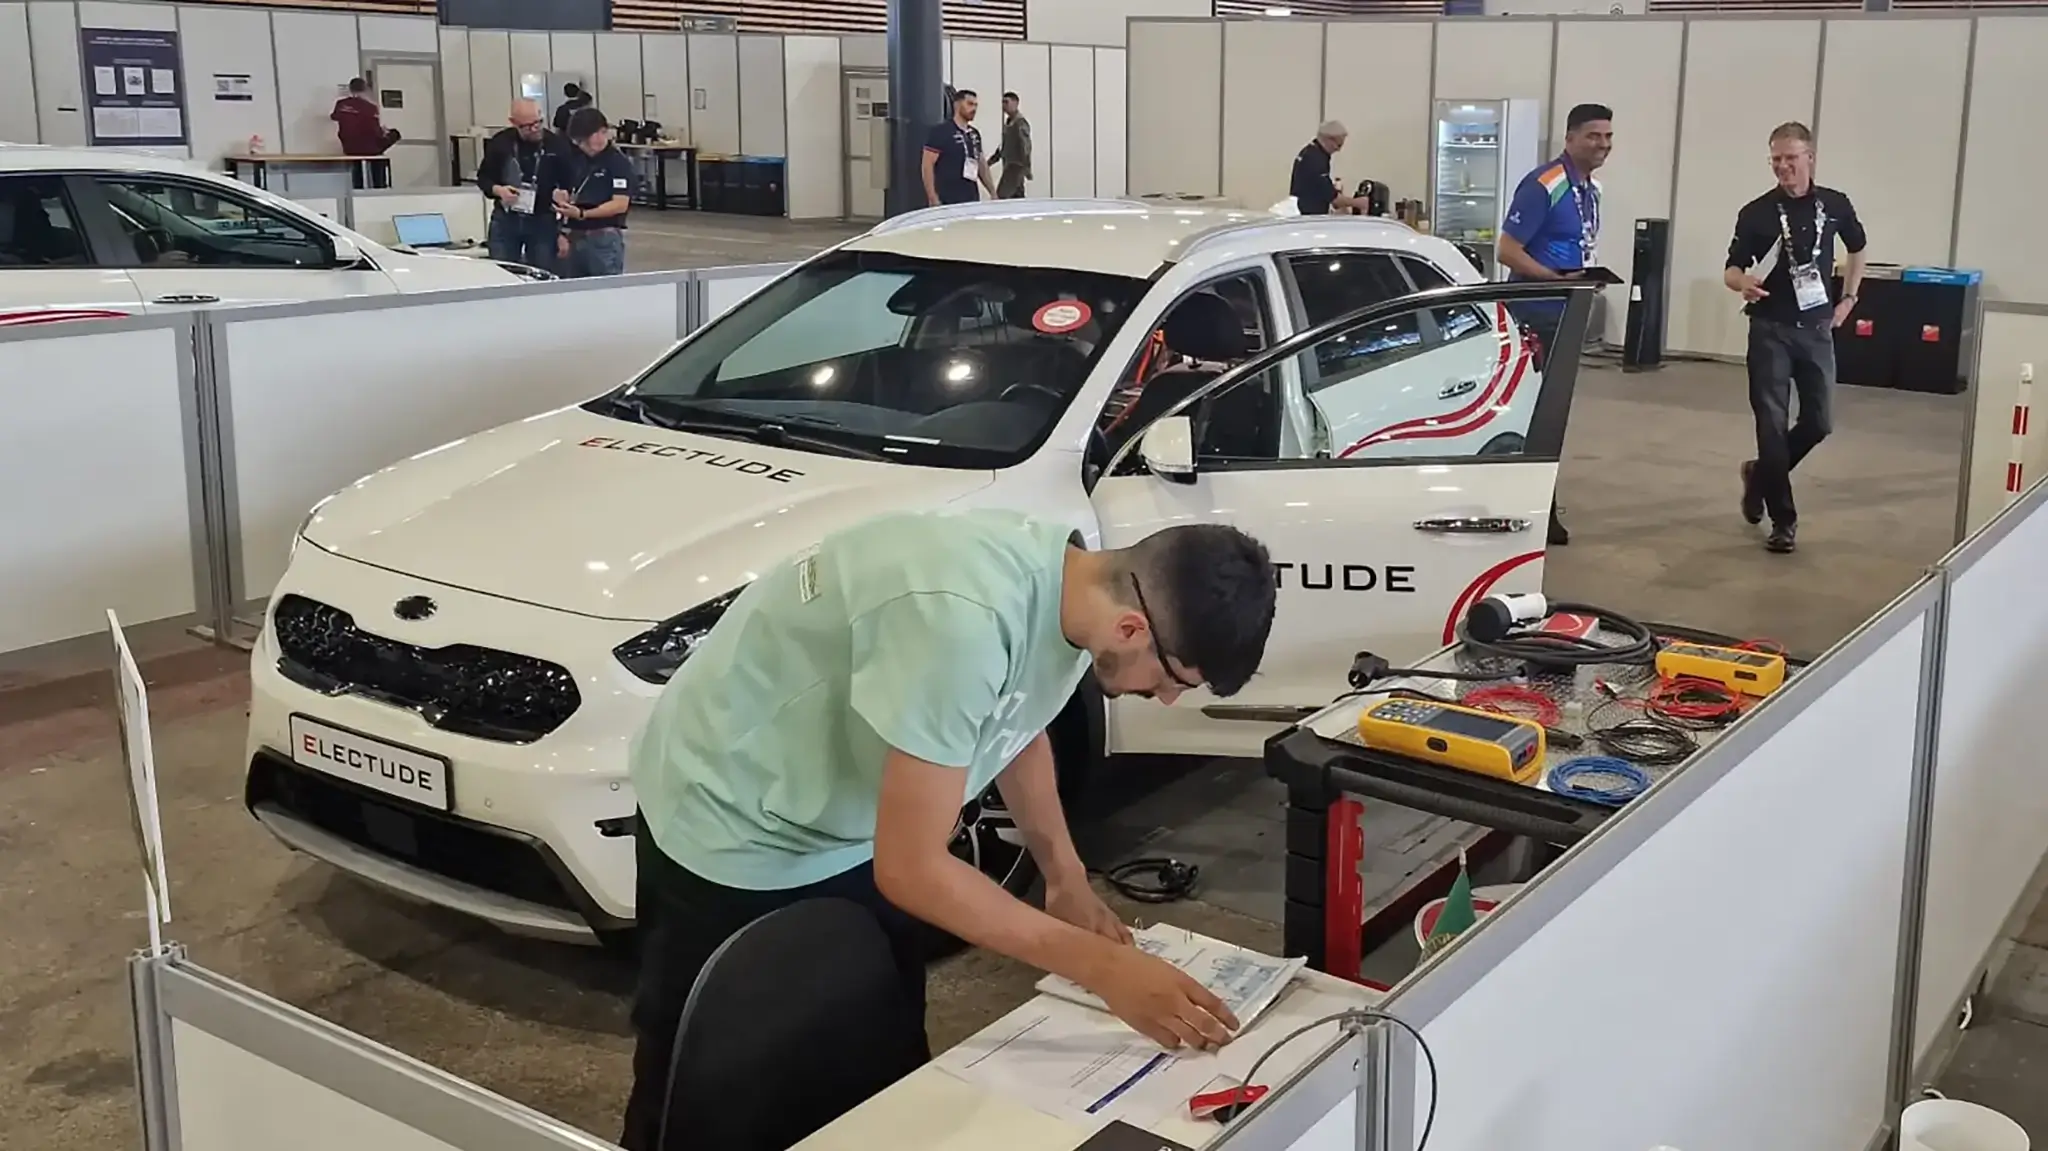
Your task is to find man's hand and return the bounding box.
[1832,297,1856,329]
[556,234,570,260]
[1079,946,1239,1051]
[1732,272,1769,302]
[1044,880,1131,944]
[494,185,520,206]
[552,188,573,211]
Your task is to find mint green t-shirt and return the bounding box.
[629,509,1092,892]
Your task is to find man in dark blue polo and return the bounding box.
[1499,102,1614,547]
[1288,121,1360,216]
[921,89,997,207]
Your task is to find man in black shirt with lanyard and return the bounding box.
[476,98,560,273]
[921,89,996,206]
[1724,121,1867,554]
[1288,122,1360,216]
[551,107,637,278]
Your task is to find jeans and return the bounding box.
[618,821,931,1151]
[1746,315,1837,527]
[486,208,556,273]
[565,227,627,278]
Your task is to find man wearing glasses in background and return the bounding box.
[618,508,1278,1150]
[476,98,560,273]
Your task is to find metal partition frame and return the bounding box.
[689,261,800,328]
[1914,471,2048,1088]
[128,945,621,1151]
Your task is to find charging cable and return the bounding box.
[1546,756,1652,806]
[1095,858,1199,903]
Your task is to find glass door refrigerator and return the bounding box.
[1429,99,1542,280]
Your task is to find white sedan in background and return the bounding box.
[241,198,1594,945]
[0,144,538,325]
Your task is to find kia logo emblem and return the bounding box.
[393,595,437,621]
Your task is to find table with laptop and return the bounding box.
[794,925,1381,1151]
[385,210,491,256]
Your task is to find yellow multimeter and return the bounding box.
[1654,642,1788,697]
[1355,697,1547,784]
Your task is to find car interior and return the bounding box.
[1093,271,1286,479]
[0,183,86,267]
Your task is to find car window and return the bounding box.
[97,177,330,269]
[1287,253,1423,383]
[1295,291,1543,462]
[1398,254,1492,344]
[0,176,89,268]
[1099,269,1287,469]
[603,250,1146,470]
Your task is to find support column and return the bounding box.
[886,0,943,217]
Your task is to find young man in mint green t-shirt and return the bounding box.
[618,509,1276,1150]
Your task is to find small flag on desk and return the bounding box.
[1421,851,1477,960]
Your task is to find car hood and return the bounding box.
[301,406,996,622]
[375,248,526,292]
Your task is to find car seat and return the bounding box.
[1110,293,1247,451]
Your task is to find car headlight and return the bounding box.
[612,587,746,684]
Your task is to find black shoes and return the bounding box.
[1739,460,1764,526]
[1766,523,1797,554]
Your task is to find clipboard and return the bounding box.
[1573,265,1624,285]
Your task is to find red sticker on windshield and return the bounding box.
[1032,300,1092,334]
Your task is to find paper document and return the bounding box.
[1036,925,1307,1031]
[936,1001,1187,1128]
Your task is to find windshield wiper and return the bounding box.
[592,394,892,463]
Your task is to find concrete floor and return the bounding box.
[2,215,2035,1148]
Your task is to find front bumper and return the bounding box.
[245,541,660,942]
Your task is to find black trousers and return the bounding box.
[619,820,932,1151]
[1745,315,1837,528]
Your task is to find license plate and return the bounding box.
[289,715,451,812]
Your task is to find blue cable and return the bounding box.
[1547,756,1652,806]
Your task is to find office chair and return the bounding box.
[656,898,927,1151]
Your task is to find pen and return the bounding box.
[1086,1051,1172,1114]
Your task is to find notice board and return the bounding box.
[80,28,189,147]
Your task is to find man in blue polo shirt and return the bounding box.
[1499,102,1613,547]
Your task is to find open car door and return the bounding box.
[1088,279,1601,758]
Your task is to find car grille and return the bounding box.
[271,594,580,744]
[247,753,584,916]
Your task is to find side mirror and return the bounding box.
[328,233,365,267]
[1139,415,1197,484]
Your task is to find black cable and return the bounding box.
[1095,857,1198,903]
[1455,599,1658,669]
[1234,1008,1437,1151]
[1584,699,1697,767]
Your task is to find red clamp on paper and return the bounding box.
[1189,1084,1268,1121]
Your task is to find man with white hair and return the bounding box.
[1288,121,1360,216]
[475,97,560,272]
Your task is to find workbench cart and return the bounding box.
[1264,621,1808,980]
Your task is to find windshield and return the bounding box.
[590,250,1147,469]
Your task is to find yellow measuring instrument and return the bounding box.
[1355,697,1547,784]
[1654,642,1787,697]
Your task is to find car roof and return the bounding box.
[0,143,211,176]
[841,200,1470,279]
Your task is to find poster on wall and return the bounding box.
[79,28,189,147]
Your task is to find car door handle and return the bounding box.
[1413,516,1531,534]
[152,293,219,304]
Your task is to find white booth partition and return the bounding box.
[1362,577,1938,1151]
[1957,301,2048,540]
[1914,476,2048,1074]
[131,946,624,1151]
[0,315,210,655]
[208,272,697,619]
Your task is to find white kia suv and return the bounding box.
[242,199,1596,945]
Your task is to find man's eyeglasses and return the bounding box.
[1130,575,1202,691]
[512,118,544,130]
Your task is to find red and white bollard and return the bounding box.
[2006,364,2035,504]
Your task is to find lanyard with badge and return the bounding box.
[1779,197,1831,311]
[1569,175,1600,265]
[504,141,541,214]
[957,128,979,182]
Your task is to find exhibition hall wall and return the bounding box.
[1128,13,2048,356]
[0,0,1130,220]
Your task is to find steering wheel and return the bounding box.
[999,382,1066,407]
